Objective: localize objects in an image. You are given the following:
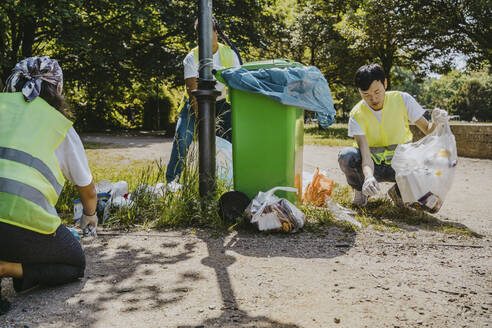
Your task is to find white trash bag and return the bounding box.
[391,118,457,213]
[245,187,304,233]
[186,136,233,185]
[216,136,233,185]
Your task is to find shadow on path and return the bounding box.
[359,199,482,237]
[1,226,356,327]
[181,227,355,327]
[1,232,197,327]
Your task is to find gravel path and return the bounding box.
[1,134,491,328]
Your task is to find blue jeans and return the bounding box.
[166,98,232,182]
[338,147,396,191]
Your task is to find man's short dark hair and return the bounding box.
[354,63,385,91]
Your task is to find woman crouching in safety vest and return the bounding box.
[0,57,97,312]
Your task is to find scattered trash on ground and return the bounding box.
[134,182,166,198]
[246,186,304,232]
[302,168,362,228]
[73,179,184,237]
[324,200,361,229]
[73,191,110,237]
[302,167,334,206]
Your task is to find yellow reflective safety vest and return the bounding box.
[350,91,413,164]
[177,42,235,112]
[192,42,234,68]
[0,92,73,234]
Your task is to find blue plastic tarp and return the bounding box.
[220,66,336,127]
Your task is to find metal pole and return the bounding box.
[156,83,160,130]
[193,0,220,197]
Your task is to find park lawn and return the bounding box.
[55,128,477,237]
[303,122,353,147]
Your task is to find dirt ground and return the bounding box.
[1,134,491,328]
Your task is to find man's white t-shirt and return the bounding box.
[183,47,240,100]
[55,127,92,187]
[348,91,425,137]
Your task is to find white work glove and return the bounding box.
[431,108,448,125]
[362,176,381,197]
[79,213,98,237]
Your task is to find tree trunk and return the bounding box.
[310,46,316,66]
[381,58,393,90]
[21,19,35,58]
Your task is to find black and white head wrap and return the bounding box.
[4,56,63,102]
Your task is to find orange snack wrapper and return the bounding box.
[303,168,334,206]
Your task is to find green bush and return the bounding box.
[140,84,178,132]
[416,68,491,122]
[449,80,492,121]
[142,96,173,131]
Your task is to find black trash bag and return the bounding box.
[219,191,250,222]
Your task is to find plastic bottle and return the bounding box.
[111,181,128,198]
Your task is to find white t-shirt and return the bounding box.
[183,46,240,100]
[55,127,93,187]
[348,91,425,137]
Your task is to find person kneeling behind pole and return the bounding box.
[338,63,448,207]
[0,57,98,306]
[165,16,241,183]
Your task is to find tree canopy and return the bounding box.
[1,0,490,128]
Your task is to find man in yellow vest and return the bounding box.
[0,57,97,308]
[338,63,448,206]
[165,17,240,182]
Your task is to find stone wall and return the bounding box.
[409,124,492,159]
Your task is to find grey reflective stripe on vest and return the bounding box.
[370,144,398,164]
[0,147,63,195]
[369,144,398,154]
[0,177,58,216]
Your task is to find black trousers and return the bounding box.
[0,222,85,292]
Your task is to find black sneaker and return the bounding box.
[0,280,11,316]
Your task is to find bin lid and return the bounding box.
[215,63,337,127]
[215,59,302,84]
[240,59,303,71]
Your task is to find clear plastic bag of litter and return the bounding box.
[245,186,305,233]
[391,117,457,213]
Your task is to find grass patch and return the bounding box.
[57,145,233,231]
[56,166,478,237]
[352,194,479,237]
[303,123,353,147]
[82,141,114,149]
[57,133,478,238]
[301,205,357,234]
[301,123,478,237]
[300,182,478,236]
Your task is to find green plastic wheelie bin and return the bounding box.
[216,59,304,202]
